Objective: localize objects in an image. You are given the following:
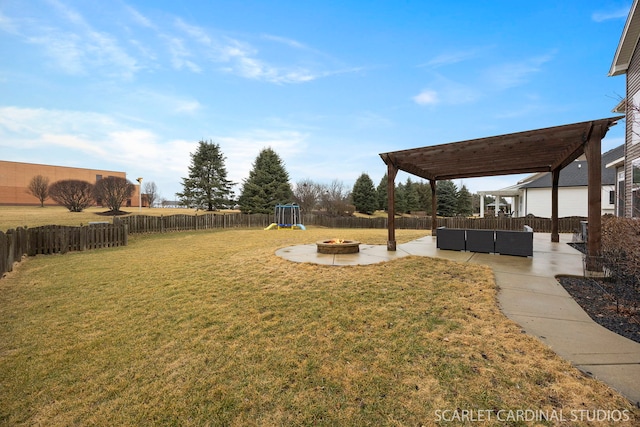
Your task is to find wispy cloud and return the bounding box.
[420,47,491,68]
[172,19,352,83]
[2,1,354,85]
[163,35,202,72]
[413,52,552,108]
[124,4,157,29]
[413,89,439,106]
[6,0,142,79]
[482,52,555,91]
[413,74,480,106]
[132,90,202,115]
[174,18,213,46]
[592,6,630,22]
[0,11,18,34]
[194,129,308,186]
[261,34,307,50]
[0,106,309,194]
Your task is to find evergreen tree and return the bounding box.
[376,174,388,211]
[177,140,234,211]
[456,184,473,217]
[395,181,407,214]
[436,180,458,217]
[405,177,420,213]
[352,173,377,215]
[415,181,432,212]
[238,147,293,214]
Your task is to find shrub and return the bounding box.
[49,180,94,212]
[601,217,640,312]
[93,176,134,213]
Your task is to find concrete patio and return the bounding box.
[276,233,640,405]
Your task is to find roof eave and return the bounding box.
[606,156,625,169]
[609,0,640,77]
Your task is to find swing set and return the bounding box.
[264,204,306,230]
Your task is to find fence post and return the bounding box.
[5,229,14,273]
[60,227,69,254]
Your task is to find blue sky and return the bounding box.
[0,0,632,201]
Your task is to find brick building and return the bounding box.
[0,160,142,207]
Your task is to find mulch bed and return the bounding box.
[96,210,130,216]
[557,275,640,344]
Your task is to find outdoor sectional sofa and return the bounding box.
[436,226,534,257]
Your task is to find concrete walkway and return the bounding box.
[276,233,640,404]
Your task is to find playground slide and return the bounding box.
[264,223,279,230]
[296,224,306,230]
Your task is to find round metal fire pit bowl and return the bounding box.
[316,240,360,254]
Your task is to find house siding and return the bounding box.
[0,161,141,207]
[626,44,640,216]
[524,187,588,218]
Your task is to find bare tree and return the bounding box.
[142,181,159,208]
[49,180,94,212]
[94,176,135,213]
[26,175,50,207]
[319,180,353,216]
[293,179,321,212]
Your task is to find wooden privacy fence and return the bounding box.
[116,213,584,234]
[115,213,273,234]
[0,227,28,277]
[0,224,128,278]
[27,224,128,256]
[303,214,584,233]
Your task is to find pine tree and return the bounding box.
[238,148,293,214]
[352,173,378,215]
[177,140,234,211]
[376,174,388,211]
[415,181,432,212]
[456,184,473,217]
[436,180,458,217]
[405,177,420,213]
[395,182,407,214]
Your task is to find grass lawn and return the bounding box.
[1,227,637,426]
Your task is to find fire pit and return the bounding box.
[316,239,360,254]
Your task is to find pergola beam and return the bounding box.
[585,124,604,269]
[386,162,398,251]
[430,180,437,236]
[551,168,560,242]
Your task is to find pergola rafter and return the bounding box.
[379,116,623,266]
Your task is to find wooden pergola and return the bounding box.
[379,116,623,262]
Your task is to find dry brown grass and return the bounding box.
[0,228,637,426]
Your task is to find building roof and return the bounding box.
[610,0,640,76]
[379,117,623,181]
[519,144,624,188]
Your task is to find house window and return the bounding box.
[609,190,615,205]
[96,174,102,181]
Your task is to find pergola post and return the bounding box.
[551,169,560,242]
[430,180,437,236]
[585,126,603,270]
[386,163,398,251]
[480,194,485,217]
